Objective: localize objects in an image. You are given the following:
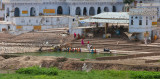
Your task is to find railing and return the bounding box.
[129,8,157,16]
[137,3,160,7]
[3,0,123,3]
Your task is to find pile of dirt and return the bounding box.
[0,32,14,42]
[0,56,5,61]
[7,31,74,45]
[0,56,56,70]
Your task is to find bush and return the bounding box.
[130,71,160,79]
[16,66,58,76]
[80,59,86,61]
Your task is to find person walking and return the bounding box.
[78,33,80,39]
[74,32,76,38]
[81,39,84,46]
[88,41,89,44]
[87,43,90,53]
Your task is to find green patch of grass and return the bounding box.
[80,58,86,61]
[1,67,160,79]
[16,66,58,76]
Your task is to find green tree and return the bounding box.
[123,0,135,4]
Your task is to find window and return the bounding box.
[36,20,38,23]
[131,16,133,19]
[131,20,134,25]
[150,17,152,20]
[21,19,25,23]
[135,16,138,19]
[139,16,142,19]
[146,20,148,25]
[8,26,10,30]
[139,20,142,25]
[140,1,142,3]
[7,8,9,16]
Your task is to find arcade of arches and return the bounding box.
[13,6,116,17]
[83,7,87,16]
[75,7,81,15]
[30,7,36,16]
[75,6,111,16]
[57,6,63,15]
[14,7,20,17]
[97,7,101,14]
[7,8,9,16]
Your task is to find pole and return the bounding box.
[0,0,2,9]
[105,23,108,34]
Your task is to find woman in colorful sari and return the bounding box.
[81,39,84,45]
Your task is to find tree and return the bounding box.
[123,0,135,4]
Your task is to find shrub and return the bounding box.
[80,59,86,61]
[16,66,58,76]
[130,71,160,79]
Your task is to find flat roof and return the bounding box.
[92,12,129,19]
[80,12,129,24]
[80,19,129,24]
[0,21,11,24]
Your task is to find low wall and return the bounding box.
[41,60,160,71]
[96,53,160,60]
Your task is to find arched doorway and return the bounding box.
[89,7,95,15]
[83,7,87,16]
[57,6,63,15]
[127,7,129,12]
[140,1,142,3]
[97,7,101,14]
[68,7,70,15]
[104,7,109,12]
[7,8,9,16]
[122,6,125,12]
[14,7,20,17]
[75,7,81,15]
[112,6,116,12]
[30,7,36,16]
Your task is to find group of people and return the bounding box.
[87,41,97,53]
[74,32,97,53]
[74,32,85,39]
[67,48,81,53]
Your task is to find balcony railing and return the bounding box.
[3,0,123,3]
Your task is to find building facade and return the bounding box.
[0,0,125,34]
[3,0,124,20]
[129,8,158,40]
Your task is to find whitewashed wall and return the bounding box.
[12,16,69,26]
[0,24,7,31]
[0,10,4,18]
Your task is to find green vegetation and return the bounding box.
[123,0,135,4]
[1,66,160,79]
[80,58,86,61]
[16,66,58,76]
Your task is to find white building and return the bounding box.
[0,0,125,34]
[0,0,4,21]
[129,8,158,40]
[3,0,124,18]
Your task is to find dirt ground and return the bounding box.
[1,29,160,71]
[1,56,160,71]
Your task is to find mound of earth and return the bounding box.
[0,56,4,61]
[0,56,56,70]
